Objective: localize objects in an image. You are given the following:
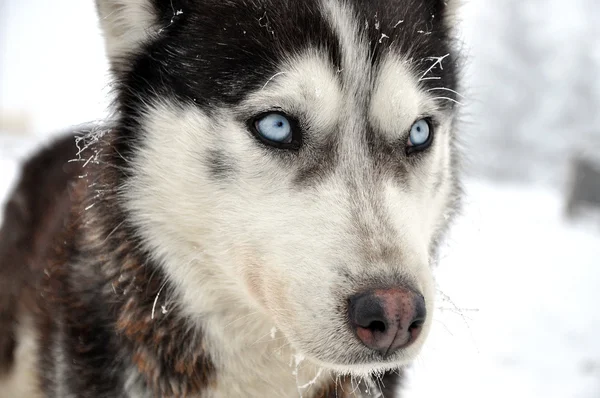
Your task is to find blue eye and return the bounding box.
[254,113,293,144]
[407,119,432,149]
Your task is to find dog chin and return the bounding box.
[302,351,411,378]
[320,361,404,379]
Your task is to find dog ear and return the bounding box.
[95,0,159,68]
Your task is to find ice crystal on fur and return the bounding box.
[151,281,167,320]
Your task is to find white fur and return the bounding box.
[249,51,344,138]
[124,67,451,397]
[105,0,458,395]
[123,99,342,394]
[369,55,430,139]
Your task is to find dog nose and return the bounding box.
[348,288,426,357]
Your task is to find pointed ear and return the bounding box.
[96,0,159,69]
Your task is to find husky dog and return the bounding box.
[0,0,462,396]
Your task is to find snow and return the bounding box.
[458,0,600,186]
[404,182,600,398]
[0,0,110,135]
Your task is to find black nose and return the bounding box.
[348,288,426,357]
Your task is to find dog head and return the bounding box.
[96,0,461,375]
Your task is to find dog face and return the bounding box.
[97,0,461,374]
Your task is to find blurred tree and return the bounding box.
[464,0,600,186]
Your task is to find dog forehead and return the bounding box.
[141,0,454,104]
[246,50,423,130]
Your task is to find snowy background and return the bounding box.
[1,1,599,397]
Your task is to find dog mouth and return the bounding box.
[289,284,431,373]
[255,265,432,371]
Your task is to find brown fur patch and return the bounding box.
[35,129,216,396]
[1,130,217,396]
[0,134,79,374]
[109,239,216,396]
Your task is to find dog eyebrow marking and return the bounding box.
[369,54,423,140]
